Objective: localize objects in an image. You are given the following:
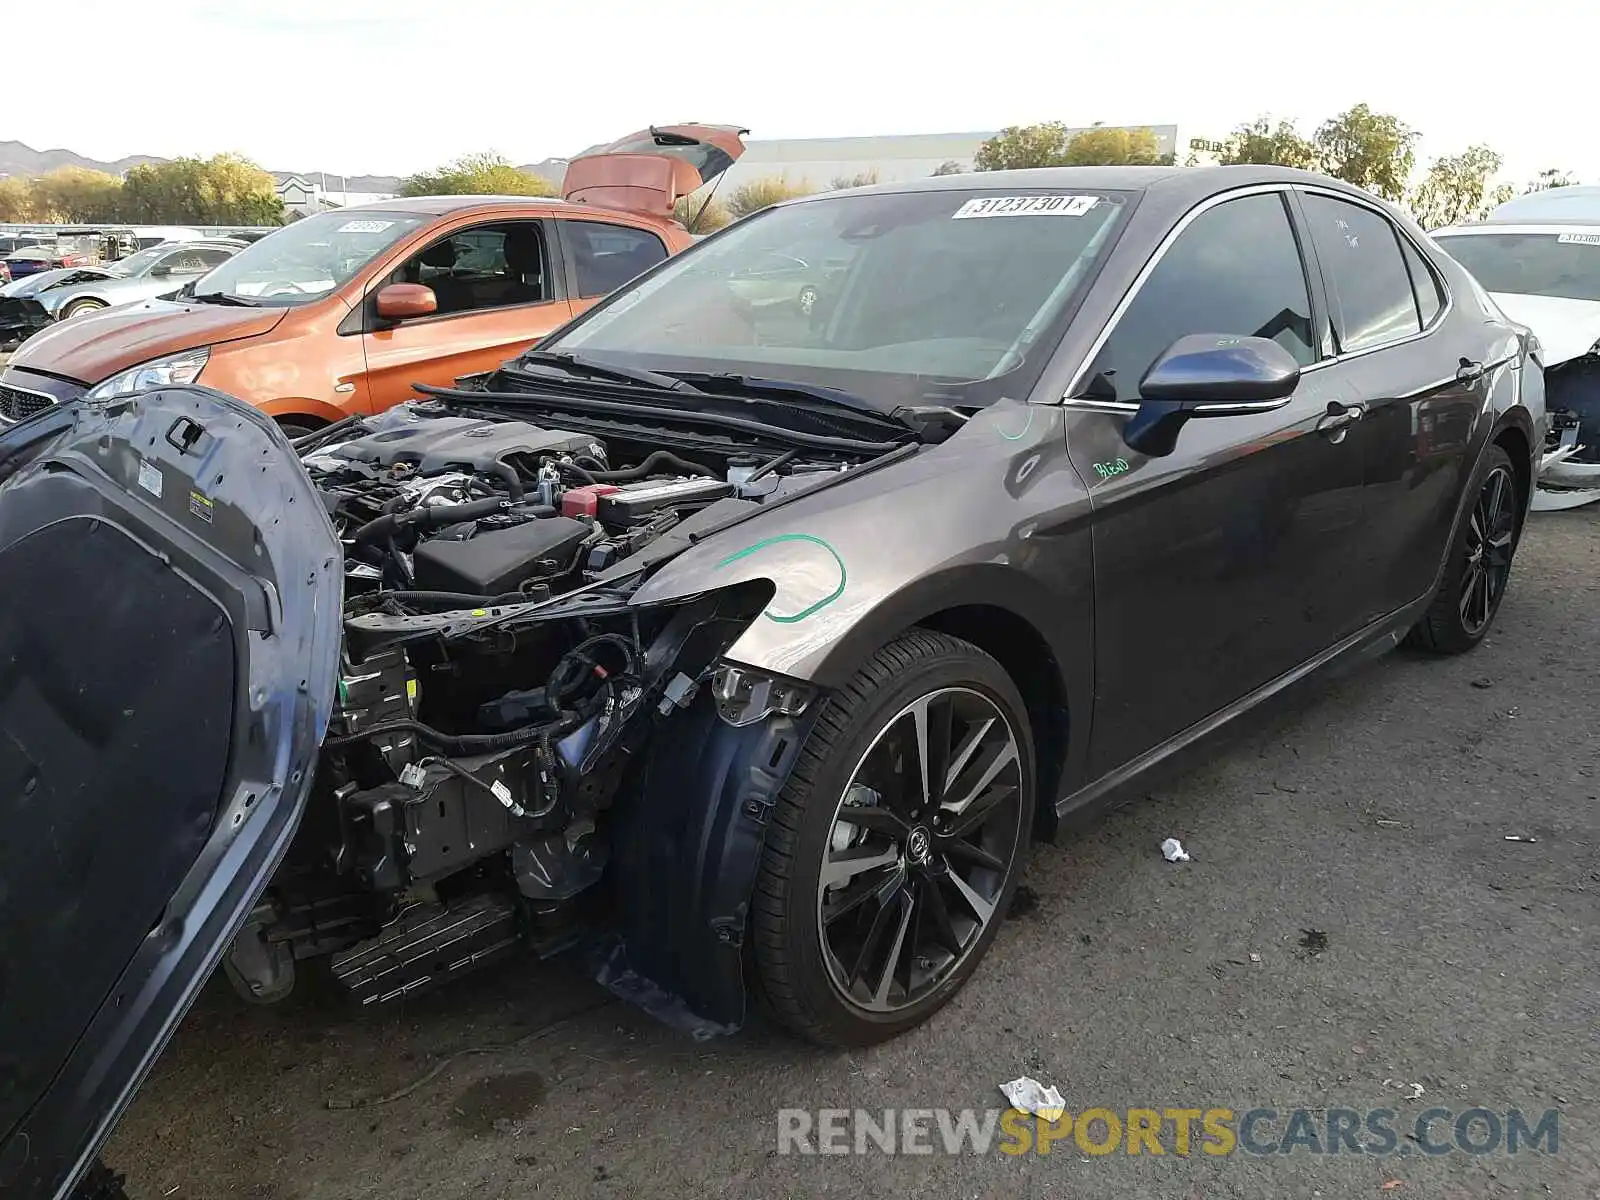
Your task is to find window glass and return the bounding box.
[1085,193,1315,402]
[194,210,430,304]
[389,221,549,316]
[1400,238,1443,326]
[566,221,668,298]
[1432,231,1600,303]
[551,189,1130,410]
[158,249,217,276]
[1302,194,1420,352]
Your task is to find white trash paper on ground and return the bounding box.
[999,1076,1066,1120]
[1160,837,1191,862]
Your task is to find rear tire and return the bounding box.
[751,630,1035,1047]
[1406,443,1522,655]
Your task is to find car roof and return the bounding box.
[808,163,1367,202]
[336,193,681,229]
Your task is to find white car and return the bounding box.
[1433,216,1600,509]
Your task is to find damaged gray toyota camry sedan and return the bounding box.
[0,166,1543,1198]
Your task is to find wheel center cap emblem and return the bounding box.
[906,826,932,865]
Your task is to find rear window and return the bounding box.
[1434,232,1600,303]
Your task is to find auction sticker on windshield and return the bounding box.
[953,195,1099,219]
[338,220,395,234]
[1556,232,1600,245]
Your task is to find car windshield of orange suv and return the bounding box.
[0,123,747,432]
[177,211,433,307]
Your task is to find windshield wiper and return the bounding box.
[517,350,700,393]
[189,290,258,307]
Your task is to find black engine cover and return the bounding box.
[414,516,590,595]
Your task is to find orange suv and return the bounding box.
[0,125,746,435]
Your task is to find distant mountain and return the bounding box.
[0,141,405,193]
[0,140,575,195]
[0,140,164,178]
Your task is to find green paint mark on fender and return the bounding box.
[716,532,847,623]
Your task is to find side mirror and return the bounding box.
[149,263,172,278]
[1122,334,1301,458]
[375,282,438,322]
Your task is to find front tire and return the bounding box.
[1406,443,1522,654]
[61,298,106,320]
[751,630,1035,1046]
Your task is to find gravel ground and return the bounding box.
[108,508,1599,1200]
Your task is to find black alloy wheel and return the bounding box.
[1408,442,1523,654]
[751,631,1036,1046]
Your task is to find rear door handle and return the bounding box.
[1456,357,1485,383]
[1316,400,1364,435]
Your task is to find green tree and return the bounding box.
[1526,167,1578,193]
[1408,145,1506,230]
[0,177,37,222]
[1312,103,1418,200]
[725,175,813,219]
[931,160,966,176]
[1063,124,1164,166]
[400,152,556,197]
[1219,117,1318,170]
[121,154,285,225]
[974,122,1071,171]
[28,167,124,222]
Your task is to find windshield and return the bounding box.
[1436,232,1600,303]
[105,247,168,278]
[548,187,1130,408]
[189,210,430,305]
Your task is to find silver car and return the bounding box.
[38,240,245,321]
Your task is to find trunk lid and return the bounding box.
[0,386,340,1199]
[562,123,748,219]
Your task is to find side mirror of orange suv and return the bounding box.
[374,283,437,321]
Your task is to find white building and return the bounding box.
[275,174,397,218]
[711,125,1194,192]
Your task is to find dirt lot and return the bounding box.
[108,508,1599,1200]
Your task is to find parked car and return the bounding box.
[0,165,1541,1200]
[1,245,89,279]
[1432,219,1600,508]
[0,267,117,348]
[0,123,748,433]
[33,240,246,321]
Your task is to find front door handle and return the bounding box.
[1456,357,1485,383]
[1316,400,1364,435]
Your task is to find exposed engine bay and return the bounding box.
[1538,356,1600,510]
[224,399,861,1011]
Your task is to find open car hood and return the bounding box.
[0,388,341,1199]
[562,123,748,219]
[1487,291,1600,367]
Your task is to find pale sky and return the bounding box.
[18,0,1598,187]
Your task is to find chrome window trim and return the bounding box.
[1063,182,1456,401]
[1294,184,1454,364]
[1062,184,1302,401]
